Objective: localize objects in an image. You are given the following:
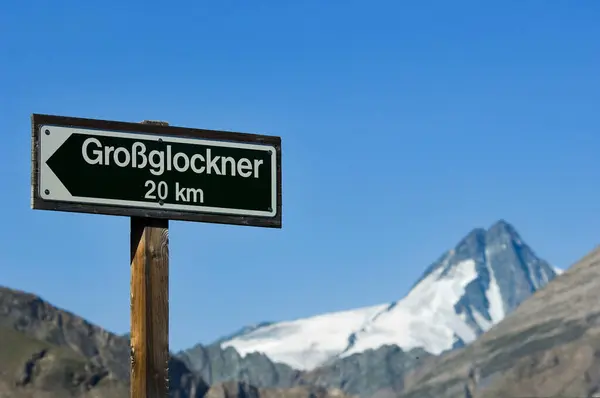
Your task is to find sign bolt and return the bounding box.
[44,129,50,135]
[44,189,50,195]
[159,200,164,206]
[268,207,272,211]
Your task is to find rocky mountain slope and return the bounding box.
[0,286,351,398]
[213,220,558,371]
[177,341,432,398]
[204,381,350,398]
[294,345,432,398]
[395,244,600,398]
[0,285,208,397]
[178,343,300,388]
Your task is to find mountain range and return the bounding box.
[2,219,598,398]
[0,285,350,398]
[217,220,559,370]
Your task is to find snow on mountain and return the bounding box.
[220,220,558,371]
[212,321,275,344]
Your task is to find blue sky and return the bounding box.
[2,1,599,351]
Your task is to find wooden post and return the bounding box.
[130,121,170,398]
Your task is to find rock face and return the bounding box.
[218,220,557,371]
[295,345,432,398]
[0,325,129,398]
[178,343,300,388]
[0,286,129,380]
[396,245,600,398]
[204,381,352,398]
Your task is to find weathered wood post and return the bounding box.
[130,120,170,398]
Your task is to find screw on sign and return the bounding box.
[31,114,282,397]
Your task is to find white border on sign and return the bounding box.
[39,125,278,218]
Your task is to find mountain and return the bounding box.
[218,220,558,371]
[177,343,300,388]
[0,285,353,398]
[0,285,209,397]
[396,244,600,398]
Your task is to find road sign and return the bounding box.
[31,114,282,228]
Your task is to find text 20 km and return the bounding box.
[144,180,204,204]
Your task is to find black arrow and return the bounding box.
[45,133,273,212]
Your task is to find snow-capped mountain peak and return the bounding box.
[220,220,557,370]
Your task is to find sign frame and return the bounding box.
[31,114,282,228]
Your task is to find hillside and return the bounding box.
[0,285,208,397]
[0,286,353,398]
[396,245,600,398]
